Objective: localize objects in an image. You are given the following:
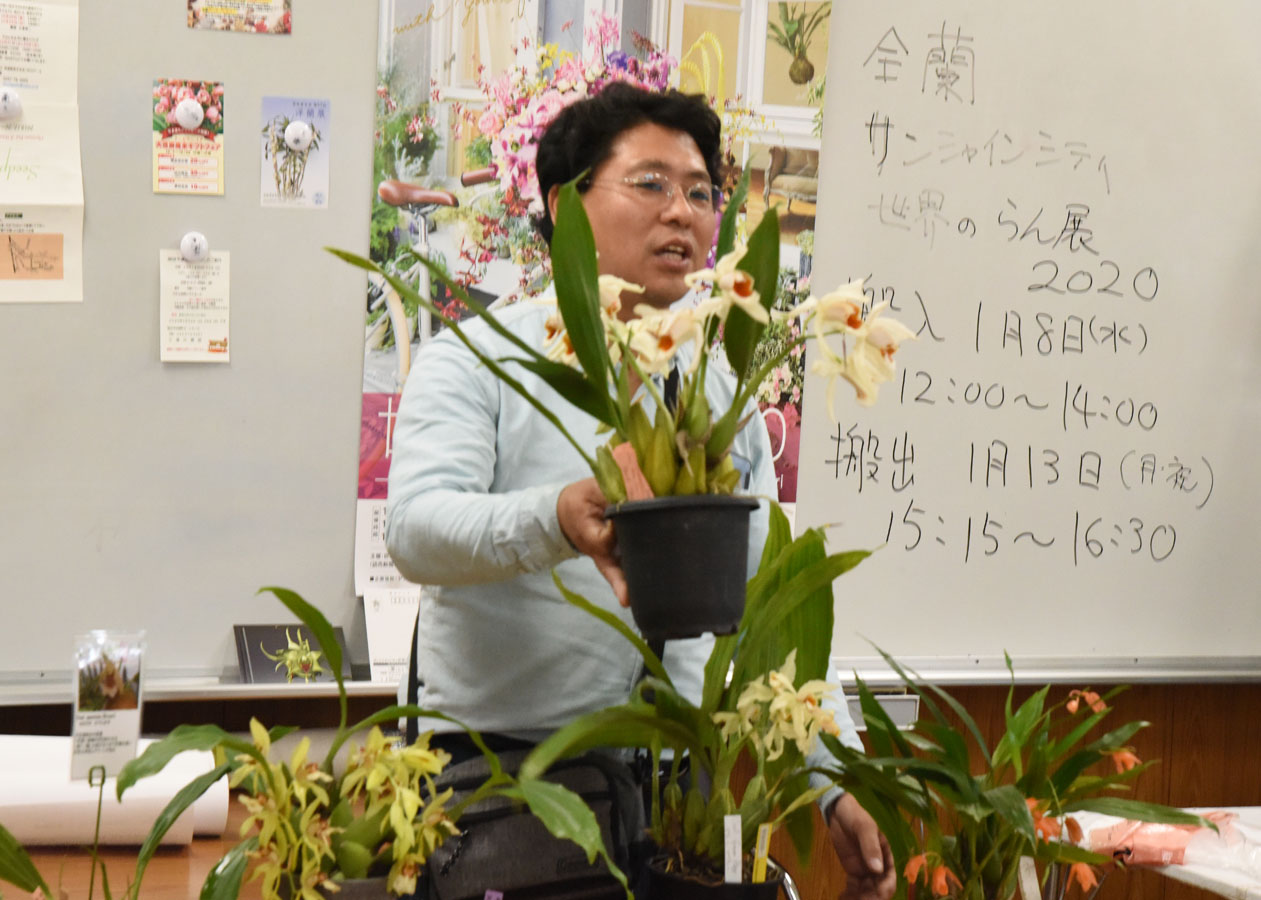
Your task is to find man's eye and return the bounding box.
[687,186,714,204]
[633,179,666,193]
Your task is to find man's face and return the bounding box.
[567,122,716,313]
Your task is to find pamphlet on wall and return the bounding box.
[152,77,225,195]
[187,0,292,34]
[159,249,230,362]
[0,2,85,304]
[259,96,330,209]
[71,631,144,780]
[363,587,421,683]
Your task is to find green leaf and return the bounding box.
[722,208,780,383]
[715,168,751,262]
[327,246,606,461]
[732,548,867,692]
[983,784,1036,844]
[0,822,52,896]
[116,724,256,799]
[552,572,670,685]
[871,646,992,761]
[128,762,234,900]
[1062,797,1211,828]
[513,779,631,897]
[520,706,704,781]
[199,838,256,900]
[501,355,615,423]
[257,586,348,731]
[551,180,610,398]
[852,677,913,759]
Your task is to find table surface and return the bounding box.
[1154,808,1261,900]
[21,805,1261,900]
[25,801,261,900]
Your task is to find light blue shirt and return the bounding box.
[386,296,858,815]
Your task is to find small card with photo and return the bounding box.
[234,623,350,684]
[152,77,225,195]
[71,631,144,779]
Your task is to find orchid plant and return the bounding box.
[331,169,914,508]
[514,501,869,883]
[61,588,623,900]
[822,650,1211,900]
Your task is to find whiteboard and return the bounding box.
[0,2,377,691]
[800,1,1261,681]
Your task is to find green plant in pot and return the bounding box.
[768,2,831,85]
[89,588,624,900]
[330,169,914,642]
[821,650,1213,900]
[511,501,869,895]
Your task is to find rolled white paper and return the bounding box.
[0,735,228,845]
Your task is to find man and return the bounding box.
[387,82,894,899]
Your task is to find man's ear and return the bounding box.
[546,184,561,225]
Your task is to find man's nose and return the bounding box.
[660,186,695,222]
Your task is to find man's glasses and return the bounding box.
[589,172,722,214]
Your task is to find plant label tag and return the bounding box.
[724,813,742,883]
[71,631,145,780]
[751,822,772,882]
[1018,857,1040,900]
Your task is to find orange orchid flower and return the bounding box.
[1026,798,1061,841]
[1067,862,1099,893]
[904,852,930,884]
[931,863,963,897]
[1065,817,1084,843]
[1109,748,1142,773]
[1066,689,1106,715]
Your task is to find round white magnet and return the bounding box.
[0,88,21,121]
[283,120,314,152]
[174,97,205,131]
[180,231,210,263]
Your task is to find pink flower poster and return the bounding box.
[187,0,291,34]
[151,78,225,195]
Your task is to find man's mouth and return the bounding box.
[656,241,692,262]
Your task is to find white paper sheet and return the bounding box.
[0,735,228,845]
[0,0,80,105]
[159,250,230,362]
[363,587,420,683]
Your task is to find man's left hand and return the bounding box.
[828,793,896,900]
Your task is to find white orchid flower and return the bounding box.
[597,274,643,320]
[627,304,702,376]
[810,299,916,410]
[684,246,769,325]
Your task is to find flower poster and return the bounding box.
[187,0,291,34]
[0,0,84,303]
[159,249,230,363]
[259,96,330,209]
[152,77,225,195]
[71,631,143,780]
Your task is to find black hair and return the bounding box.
[532,82,723,243]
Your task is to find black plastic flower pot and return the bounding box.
[642,856,785,899]
[605,494,759,642]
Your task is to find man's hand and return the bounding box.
[829,793,896,900]
[557,479,628,606]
